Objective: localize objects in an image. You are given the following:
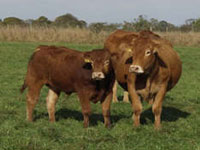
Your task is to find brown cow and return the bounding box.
[20,45,115,128]
[105,30,182,129]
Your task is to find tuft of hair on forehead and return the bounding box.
[84,49,110,60]
[139,30,160,39]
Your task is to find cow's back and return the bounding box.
[27,46,91,93]
[105,30,138,54]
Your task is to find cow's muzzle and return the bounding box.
[129,65,144,74]
[92,72,105,80]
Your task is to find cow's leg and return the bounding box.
[127,74,142,127]
[46,89,60,122]
[123,91,129,103]
[152,84,167,129]
[78,93,91,128]
[26,83,43,122]
[101,92,112,128]
[112,80,119,103]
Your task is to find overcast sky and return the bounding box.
[0,0,200,25]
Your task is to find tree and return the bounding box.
[0,19,3,26]
[149,18,159,31]
[180,24,192,32]
[76,20,87,28]
[89,22,106,33]
[24,19,34,25]
[133,15,151,31]
[158,21,169,32]
[3,17,25,26]
[193,18,200,32]
[104,23,122,32]
[179,19,195,32]
[53,13,86,28]
[32,16,52,27]
[122,21,135,31]
[185,19,195,26]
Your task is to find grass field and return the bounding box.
[0,42,200,150]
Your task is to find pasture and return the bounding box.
[0,42,200,150]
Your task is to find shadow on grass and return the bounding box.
[141,106,190,124]
[118,96,125,101]
[34,106,190,126]
[34,108,129,127]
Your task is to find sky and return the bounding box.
[0,0,200,25]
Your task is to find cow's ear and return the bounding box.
[154,50,167,68]
[125,56,133,64]
[83,54,93,70]
[153,49,157,54]
[84,58,92,63]
[126,48,132,53]
[104,60,110,66]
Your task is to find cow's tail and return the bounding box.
[20,72,29,94]
[20,81,27,94]
[18,79,28,101]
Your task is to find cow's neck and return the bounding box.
[147,58,159,79]
[144,59,160,94]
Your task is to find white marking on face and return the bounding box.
[92,72,105,80]
[129,65,144,74]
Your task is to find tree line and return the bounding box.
[0,13,200,33]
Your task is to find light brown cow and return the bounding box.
[105,30,182,129]
[20,45,115,128]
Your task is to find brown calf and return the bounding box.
[105,30,182,129]
[21,45,115,128]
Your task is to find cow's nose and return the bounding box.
[129,65,144,73]
[92,72,105,80]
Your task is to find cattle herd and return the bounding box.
[21,30,182,129]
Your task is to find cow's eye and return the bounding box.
[145,50,151,56]
[104,60,109,66]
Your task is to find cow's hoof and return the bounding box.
[105,123,112,129]
[154,125,161,130]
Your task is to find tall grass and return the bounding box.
[0,26,109,44]
[0,26,200,46]
[158,32,200,47]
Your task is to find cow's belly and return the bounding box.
[149,83,161,95]
[47,77,76,94]
[117,73,148,91]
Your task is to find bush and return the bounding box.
[3,17,26,26]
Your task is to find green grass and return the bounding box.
[0,42,200,150]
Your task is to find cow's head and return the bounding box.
[83,49,112,80]
[128,43,157,74]
[123,33,165,74]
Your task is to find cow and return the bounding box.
[20,45,115,128]
[105,30,182,129]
